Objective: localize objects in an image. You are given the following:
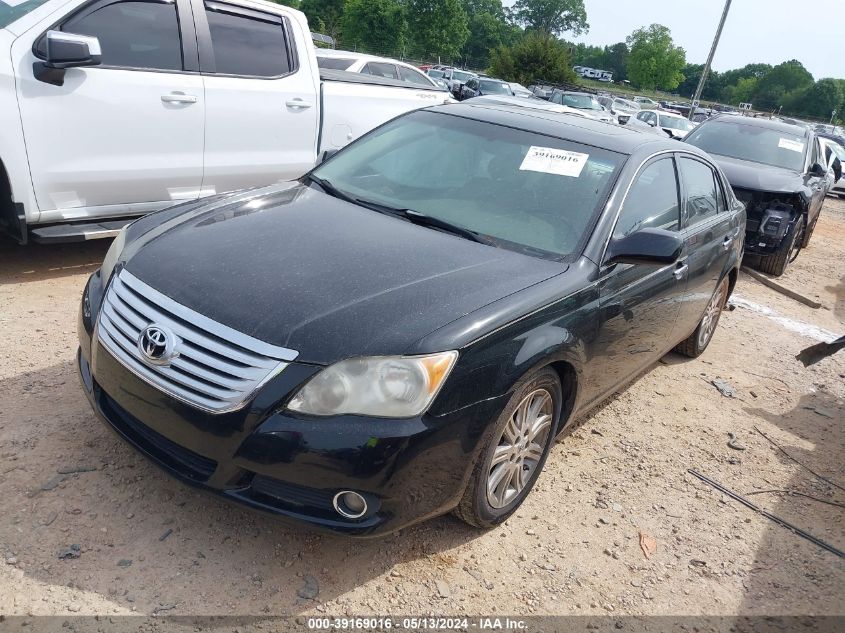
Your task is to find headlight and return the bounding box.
[100,226,128,286]
[287,351,458,418]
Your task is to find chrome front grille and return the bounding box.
[96,269,298,414]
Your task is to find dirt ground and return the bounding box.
[1,197,843,619]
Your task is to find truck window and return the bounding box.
[398,65,433,86]
[61,0,182,71]
[204,3,292,77]
[362,62,399,80]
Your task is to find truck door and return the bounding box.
[194,0,320,195]
[12,0,205,220]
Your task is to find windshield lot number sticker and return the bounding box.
[520,146,589,177]
[778,138,804,153]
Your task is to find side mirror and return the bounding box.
[833,157,842,183]
[647,119,657,127]
[34,31,101,86]
[317,149,339,165]
[43,30,101,69]
[605,228,684,266]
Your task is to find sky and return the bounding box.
[503,0,840,80]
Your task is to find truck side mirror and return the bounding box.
[317,149,339,165]
[34,31,102,86]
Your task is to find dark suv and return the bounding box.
[685,115,840,276]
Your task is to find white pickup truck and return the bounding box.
[0,0,453,243]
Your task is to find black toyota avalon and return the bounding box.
[78,103,744,536]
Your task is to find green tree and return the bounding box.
[784,78,844,119]
[341,0,406,54]
[625,24,686,91]
[406,0,469,61]
[300,0,344,40]
[751,60,814,111]
[724,76,758,105]
[460,0,514,68]
[603,42,629,81]
[271,0,300,8]
[490,31,576,85]
[511,0,588,37]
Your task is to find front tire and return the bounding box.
[454,368,562,529]
[675,277,729,358]
[757,216,804,277]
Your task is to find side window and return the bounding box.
[550,92,562,104]
[636,111,648,122]
[205,3,291,77]
[398,66,432,86]
[61,0,182,71]
[362,62,399,80]
[679,157,719,227]
[613,158,680,239]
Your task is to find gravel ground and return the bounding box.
[0,197,843,618]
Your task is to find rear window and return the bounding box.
[1,0,51,28]
[317,56,356,71]
[685,120,807,172]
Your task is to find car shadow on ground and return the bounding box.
[0,236,109,285]
[1,360,488,616]
[735,387,844,614]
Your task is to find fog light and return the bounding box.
[333,490,368,519]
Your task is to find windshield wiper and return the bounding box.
[303,173,357,204]
[353,199,493,245]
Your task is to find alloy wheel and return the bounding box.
[697,282,727,349]
[486,388,553,509]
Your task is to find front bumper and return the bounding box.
[78,272,506,536]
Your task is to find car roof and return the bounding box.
[707,114,812,137]
[426,102,696,156]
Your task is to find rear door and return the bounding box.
[589,156,685,399]
[674,155,735,337]
[13,0,204,218]
[195,0,319,194]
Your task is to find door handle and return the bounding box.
[286,99,313,110]
[673,263,689,280]
[161,92,198,104]
[722,236,734,250]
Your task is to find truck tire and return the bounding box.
[757,216,804,277]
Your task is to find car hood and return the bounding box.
[708,154,805,193]
[122,184,567,364]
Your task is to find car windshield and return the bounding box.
[0,0,50,27]
[561,94,602,110]
[658,116,695,132]
[428,70,445,79]
[480,80,511,95]
[452,71,474,82]
[685,120,807,171]
[316,57,356,71]
[310,111,624,260]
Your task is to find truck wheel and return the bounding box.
[454,368,561,529]
[757,216,804,277]
[674,277,729,358]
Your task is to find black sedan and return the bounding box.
[459,77,514,101]
[78,104,744,536]
[685,115,840,276]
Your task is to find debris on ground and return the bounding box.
[297,574,320,600]
[639,532,657,560]
[728,433,747,451]
[57,544,81,560]
[711,379,737,398]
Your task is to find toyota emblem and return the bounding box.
[138,324,177,365]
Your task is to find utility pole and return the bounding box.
[689,0,732,120]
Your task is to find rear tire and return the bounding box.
[757,216,804,277]
[454,368,562,529]
[675,277,729,358]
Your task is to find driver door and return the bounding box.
[13,0,205,219]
